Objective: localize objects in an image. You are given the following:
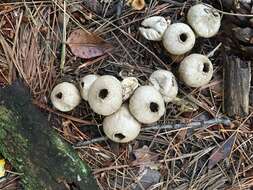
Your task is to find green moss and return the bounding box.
[0,82,98,190]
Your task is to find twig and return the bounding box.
[207,42,222,58]
[75,136,108,148]
[159,0,184,6]
[143,117,231,131]
[74,117,232,147]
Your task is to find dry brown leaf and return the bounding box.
[132,145,158,168]
[67,29,113,59]
[208,134,236,169]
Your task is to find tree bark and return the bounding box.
[223,55,251,117]
[0,81,99,190]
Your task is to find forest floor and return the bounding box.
[0,0,253,189]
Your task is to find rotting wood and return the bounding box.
[0,81,99,190]
[223,55,251,117]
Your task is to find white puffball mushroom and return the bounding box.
[163,23,196,55]
[88,75,123,116]
[103,104,141,143]
[139,16,169,41]
[149,70,178,102]
[179,54,213,87]
[79,74,99,101]
[121,77,140,101]
[129,86,165,124]
[50,82,81,112]
[187,4,221,38]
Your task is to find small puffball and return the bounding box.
[50,82,81,112]
[79,74,99,101]
[163,23,196,55]
[88,75,123,116]
[179,54,213,87]
[187,4,221,38]
[103,104,141,143]
[129,86,165,124]
[121,77,139,101]
[149,70,178,102]
[139,16,169,41]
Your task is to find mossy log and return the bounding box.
[0,81,99,190]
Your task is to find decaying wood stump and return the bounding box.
[223,55,251,117]
[0,81,99,190]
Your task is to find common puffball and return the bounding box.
[149,70,178,102]
[162,23,196,55]
[179,54,213,87]
[103,104,141,143]
[129,85,165,124]
[51,82,81,112]
[88,75,123,116]
[187,4,221,38]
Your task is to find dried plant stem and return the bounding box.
[207,42,222,58]
[74,117,231,147]
[60,0,67,73]
[75,137,109,148]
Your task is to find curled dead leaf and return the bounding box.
[208,134,236,169]
[67,29,113,59]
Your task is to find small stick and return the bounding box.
[207,42,222,58]
[74,117,231,147]
[75,137,109,148]
[159,0,184,6]
[143,117,231,131]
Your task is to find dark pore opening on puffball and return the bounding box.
[114,133,125,140]
[172,77,175,87]
[99,89,109,99]
[81,82,84,88]
[150,102,159,112]
[203,62,210,73]
[179,33,188,42]
[56,92,63,99]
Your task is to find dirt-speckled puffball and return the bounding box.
[179,54,213,87]
[162,23,196,55]
[187,4,221,38]
[103,104,141,143]
[139,16,169,41]
[88,75,123,116]
[149,70,178,102]
[129,86,165,124]
[51,82,81,112]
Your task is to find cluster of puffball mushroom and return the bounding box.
[139,3,221,87]
[51,71,177,143]
[50,3,221,144]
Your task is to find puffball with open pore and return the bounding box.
[79,74,99,101]
[187,4,221,38]
[129,86,165,124]
[88,75,123,116]
[179,54,213,87]
[149,70,178,102]
[50,82,81,112]
[162,23,196,55]
[103,104,141,143]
